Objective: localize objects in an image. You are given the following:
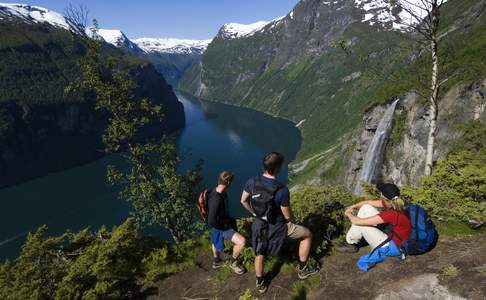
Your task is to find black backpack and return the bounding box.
[250,176,283,224]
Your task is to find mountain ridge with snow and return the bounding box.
[134,38,212,55]
[219,15,286,39]
[0,2,76,30]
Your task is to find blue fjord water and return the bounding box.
[0,92,301,260]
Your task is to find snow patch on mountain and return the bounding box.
[134,38,212,55]
[354,0,443,31]
[0,2,73,30]
[221,15,286,39]
[221,20,270,39]
[97,29,126,45]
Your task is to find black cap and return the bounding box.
[376,182,400,200]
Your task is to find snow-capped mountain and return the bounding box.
[95,28,144,54]
[219,16,285,39]
[220,21,271,39]
[354,0,439,31]
[0,2,76,30]
[134,38,212,55]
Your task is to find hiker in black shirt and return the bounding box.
[240,152,319,294]
[208,171,246,274]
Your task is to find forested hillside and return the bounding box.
[0,16,185,187]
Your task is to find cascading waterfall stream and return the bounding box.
[354,99,399,195]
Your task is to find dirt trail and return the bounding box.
[149,234,486,300]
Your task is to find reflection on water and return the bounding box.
[0,92,301,260]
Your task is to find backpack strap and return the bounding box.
[253,176,284,195]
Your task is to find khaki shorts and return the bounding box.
[287,222,310,240]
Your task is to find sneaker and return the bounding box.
[212,258,225,269]
[230,260,246,275]
[297,264,319,280]
[335,242,358,254]
[256,277,268,294]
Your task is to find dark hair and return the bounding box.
[263,152,284,175]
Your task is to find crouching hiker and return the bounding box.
[240,152,319,294]
[208,171,246,274]
[337,182,411,272]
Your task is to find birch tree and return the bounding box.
[392,0,446,176]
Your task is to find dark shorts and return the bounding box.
[251,219,287,257]
[221,228,236,241]
[211,227,237,253]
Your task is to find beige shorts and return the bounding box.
[287,222,310,240]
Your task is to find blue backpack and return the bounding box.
[402,204,437,255]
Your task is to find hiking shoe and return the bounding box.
[297,264,319,280]
[256,277,268,294]
[212,258,225,269]
[230,260,246,275]
[335,242,358,254]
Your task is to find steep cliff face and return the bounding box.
[341,78,486,189]
[0,20,184,187]
[289,78,486,189]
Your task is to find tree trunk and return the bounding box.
[168,227,181,244]
[424,2,440,177]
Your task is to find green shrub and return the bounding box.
[401,120,486,223]
[0,219,211,299]
[292,185,357,256]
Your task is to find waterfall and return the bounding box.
[354,99,399,195]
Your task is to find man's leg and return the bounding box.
[255,255,268,293]
[287,223,319,279]
[211,244,219,259]
[211,244,225,269]
[231,232,246,259]
[255,255,264,277]
[298,229,312,264]
[228,232,246,274]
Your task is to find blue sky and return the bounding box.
[19,0,300,39]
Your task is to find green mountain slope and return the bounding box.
[180,0,486,166]
[0,20,185,187]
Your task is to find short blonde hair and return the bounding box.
[218,171,234,186]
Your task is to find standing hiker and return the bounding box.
[337,182,411,271]
[240,152,319,294]
[208,171,246,274]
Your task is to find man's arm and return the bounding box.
[280,206,293,223]
[240,191,255,215]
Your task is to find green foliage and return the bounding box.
[0,226,67,300]
[238,289,258,300]
[400,120,486,223]
[0,220,211,299]
[292,186,357,255]
[389,110,407,146]
[288,273,320,300]
[55,220,144,299]
[0,220,146,299]
[73,28,202,243]
[141,234,211,284]
[439,264,459,282]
